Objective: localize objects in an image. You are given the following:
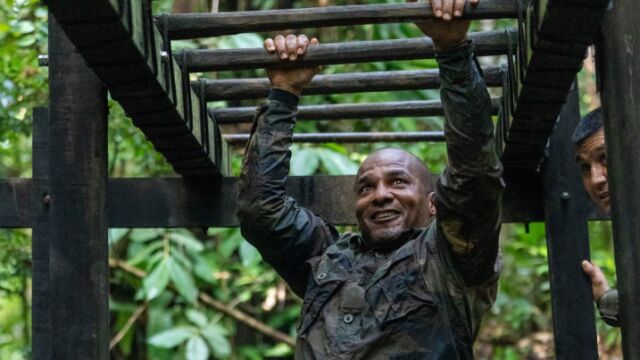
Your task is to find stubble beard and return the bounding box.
[366,224,405,247]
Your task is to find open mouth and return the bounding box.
[371,210,401,222]
[599,191,609,200]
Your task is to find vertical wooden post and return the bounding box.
[46,17,109,359]
[32,107,50,359]
[600,0,640,357]
[543,83,598,359]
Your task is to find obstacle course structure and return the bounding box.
[0,0,639,358]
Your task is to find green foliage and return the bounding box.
[0,0,48,177]
[0,229,31,359]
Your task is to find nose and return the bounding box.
[590,163,607,186]
[372,183,393,205]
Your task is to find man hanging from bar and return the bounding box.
[574,108,620,327]
[237,0,504,358]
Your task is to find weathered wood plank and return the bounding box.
[542,83,598,359]
[31,107,50,359]
[501,0,609,169]
[2,171,613,228]
[46,18,110,359]
[163,1,518,39]
[211,98,501,124]
[45,0,225,177]
[200,67,503,101]
[181,30,513,72]
[223,131,446,145]
[600,0,640,355]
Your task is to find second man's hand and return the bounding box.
[264,34,321,97]
[582,260,610,302]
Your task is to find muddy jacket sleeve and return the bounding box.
[237,89,338,298]
[597,288,620,327]
[434,41,505,286]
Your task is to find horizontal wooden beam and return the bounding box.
[162,1,518,39]
[45,0,228,177]
[0,171,568,227]
[180,30,513,72]
[199,67,503,101]
[211,98,501,124]
[223,131,446,145]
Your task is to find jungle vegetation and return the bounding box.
[0,0,620,359]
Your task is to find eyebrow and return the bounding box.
[355,168,411,184]
[594,144,607,152]
[384,169,412,178]
[355,173,372,187]
[575,144,607,163]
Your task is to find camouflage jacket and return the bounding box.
[238,42,504,359]
[598,288,619,327]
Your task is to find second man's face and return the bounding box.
[576,129,610,213]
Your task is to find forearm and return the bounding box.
[434,41,504,284]
[437,41,501,178]
[238,88,299,233]
[237,89,333,296]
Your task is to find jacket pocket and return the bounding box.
[369,271,437,326]
[297,255,348,335]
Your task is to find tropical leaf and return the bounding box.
[239,241,262,268]
[202,323,231,358]
[169,232,205,252]
[148,326,196,348]
[186,309,208,328]
[291,147,320,175]
[143,257,171,301]
[317,148,359,175]
[168,257,199,304]
[185,335,210,360]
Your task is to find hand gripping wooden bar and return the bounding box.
[161,1,518,39]
[198,67,503,101]
[179,30,514,72]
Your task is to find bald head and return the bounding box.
[354,148,435,247]
[357,148,434,195]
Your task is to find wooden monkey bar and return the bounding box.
[222,131,446,145]
[160,1,518,39]
[179,30,513,72]
[211,98,501,124]
[199,67,503,101]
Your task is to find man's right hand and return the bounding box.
[582,260,610,302]
[264,34,320,97]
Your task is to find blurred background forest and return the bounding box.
[0,0,621,359]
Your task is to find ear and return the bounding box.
[426,192,437,216]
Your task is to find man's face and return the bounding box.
[576,129,609,213]
[354,149,431,246]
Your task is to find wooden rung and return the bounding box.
[162,1,518,39]
[223,131,446,145]
[179,30,514,72]
[210,98,501,124]
[198,67,503,101]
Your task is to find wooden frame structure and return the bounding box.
[0,0,637,358]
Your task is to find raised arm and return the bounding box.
[237,35,337,297]
[415,0,505,286]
